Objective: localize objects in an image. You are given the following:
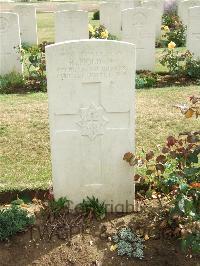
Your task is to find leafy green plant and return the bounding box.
[160,47,200,78]
[48,197,71,214]
[93,10,99,20]
[181,231,200,253]
[19,42,48,92]
[159,45,187,74]
[136,73,157,89]
[185,56,200,79]
[112,227,144,259]
[0,72,25,94]
[0,205,35,241]
[124,93,200,253]
[78,196,106,219]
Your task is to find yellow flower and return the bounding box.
[168,41,176,49]
[88,24,95,35]
[101,30,109,39]
[110,244,118,251]
[164,25,170,32]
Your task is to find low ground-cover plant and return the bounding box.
[78,196,106,219]
[0,205,35,241]
[124,96,200,253]
[112,227,144,259]
[48,196,71,215]
[0,72,25,94]
[136,72,157,89]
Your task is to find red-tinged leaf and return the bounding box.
[167,136,177,147]
[190,182,200,188]
[134,174,145,182]
[177,147,186,155]
[123,152,134,162]
[156,163,165,173]
[170,151,177,158]
[185,108,194,118]
[146,150,154,161]
[156,155,167,164]
[162,146,169,154]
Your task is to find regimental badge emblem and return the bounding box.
[77,104,108,140]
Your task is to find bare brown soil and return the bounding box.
[0,199,199,266]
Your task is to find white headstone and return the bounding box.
[122,7,156,70]
[14,5,38,45]
[178,0,200,26]
[56,2,78,11]
[45,40,136,211]
[0,12,22,75]
[187,6,200,59]
[142,0,164,39]
[134,0,141,7]
[106,0,138,9]
[121,0,134,10]
[100,2,121,38]
[55,10,89,43]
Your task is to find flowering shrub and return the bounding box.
[159,42,187,74]
[123,96,200,253]
[160,11,186,47]
[160,44,200,78]
[20,43,47,92]
[89,24,117,40]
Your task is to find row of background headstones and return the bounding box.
[1,0,199,44]
[0,0,200,75]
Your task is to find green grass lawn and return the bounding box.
[0,86,199,192]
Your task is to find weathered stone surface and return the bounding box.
[14,5,38,45]
[45,40,136,211]
[122,7,156,70]
[55,10,88,42]
[187,6,200,59]
[56,2,79,11]
[100,2,121,38]
[142,0,164,38]
[178,0,200,26]
[0,12,22,75]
